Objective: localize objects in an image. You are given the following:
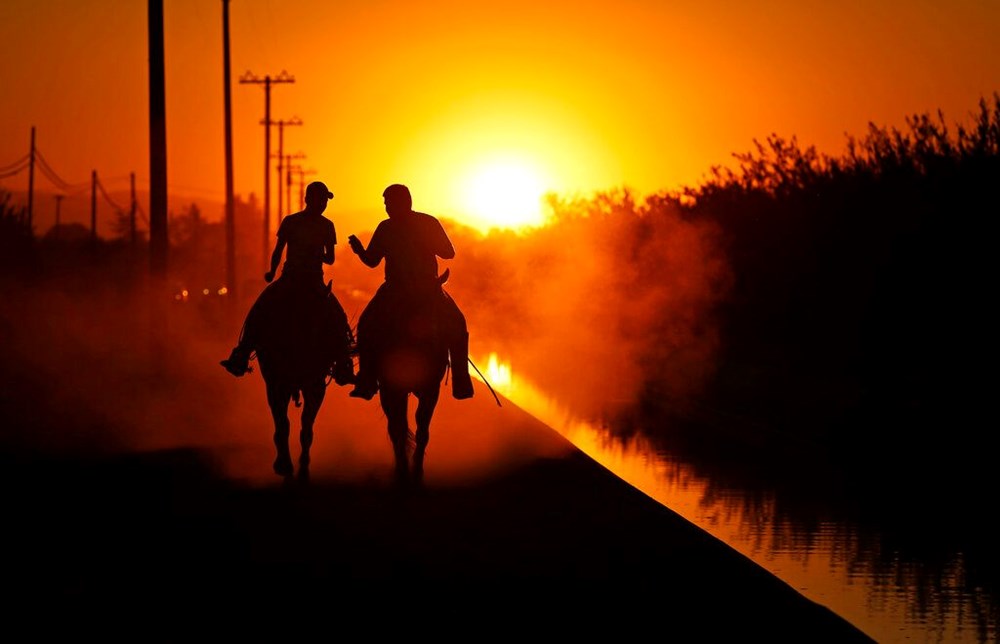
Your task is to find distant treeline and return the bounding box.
[0,191,265,301]
[671,94,998,453]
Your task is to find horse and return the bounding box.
[372,272,453,486]
[247,279,353,480]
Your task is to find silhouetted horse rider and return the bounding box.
[347,183,474,400]
[221,180,354,385]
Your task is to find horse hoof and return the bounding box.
[273,456,294,477]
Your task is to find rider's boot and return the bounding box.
[220,344,252,377]
[349,348,378,400]
[451,331,474,400]
[332,353,355,386]
[325,300,355,386]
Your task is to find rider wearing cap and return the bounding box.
[221,180,354,384]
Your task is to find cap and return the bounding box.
[306,181,334,200]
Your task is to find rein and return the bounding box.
[467,357,501,407]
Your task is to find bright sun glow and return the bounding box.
[483,353,512,390]
[460,159,548,231]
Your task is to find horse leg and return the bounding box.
[412,387,440,485]
[266,382,294,477]
[298,380,327,480]
[380,390,411,484]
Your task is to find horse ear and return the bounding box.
[326,280,332,293]
[438,268,450,285]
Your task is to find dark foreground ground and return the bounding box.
[2,440,875,641]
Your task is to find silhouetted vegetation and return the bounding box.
[0,189,37,278]
[667,94,999,470]
[447,93,1000,482]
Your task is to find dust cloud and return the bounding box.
[1,189,727,483]
[0,262,570,485]
[443,189,731,422]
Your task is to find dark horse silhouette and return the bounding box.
[248,281,353,480]
[374,270,453,486]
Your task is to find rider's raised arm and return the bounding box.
[351,221,387,268]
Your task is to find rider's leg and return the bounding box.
[349,289,384,400]
[444,293,474,400]
[330,296,354,385]
[324,293,355,385]
[220,311,255,375]
[221,283,278,376]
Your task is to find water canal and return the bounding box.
[478,353,997,644]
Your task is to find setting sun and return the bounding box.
[459,158,549,231]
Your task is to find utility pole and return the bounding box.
[266,116,302,222]
[222,0,236,303]
[53,194,63,238]
[148,0,168,366]
[286,160,294,214]
[239,70,294,271]
[284,152,306,214]
[27,126,35,234]
[149,0,168,280]
[294,167,317,208]
[130,172,137,246]
[91,170,97,245]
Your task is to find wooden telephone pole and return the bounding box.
[239,70,294,271]
[283,152,306,215]
[27,126,35,233]
[148,0,168,365]
[222,0,236,303]
[267,116,303,223]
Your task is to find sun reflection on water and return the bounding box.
[475,351,992,644]
[477,352,716,520]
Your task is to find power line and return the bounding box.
[35,158,75,192]
[0,154,29,173]
[135,201,150,228]
[34,157,69,188]
[0,159,29,179]
[96,174,128,213]
[35,148,86,191]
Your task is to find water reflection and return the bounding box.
[479,353,998,644]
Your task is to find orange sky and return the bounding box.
[1,0,998,236]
